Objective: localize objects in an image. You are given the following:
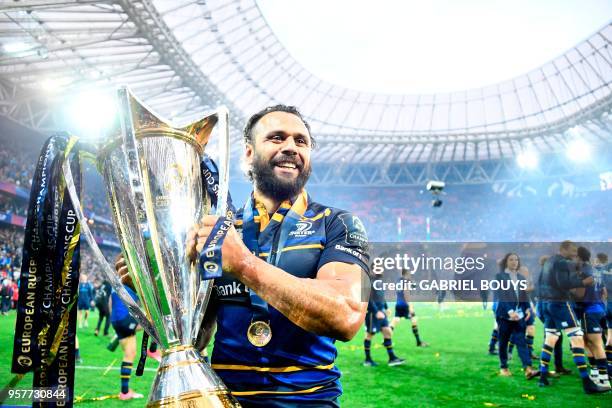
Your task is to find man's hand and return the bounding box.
[375,310,385,320]
[186,215,252,275]
[114,254,134,290]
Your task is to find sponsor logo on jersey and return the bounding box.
[289,220,315,238]
[215,280,246,297]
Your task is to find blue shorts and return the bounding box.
[77,298,91,310]
[582,311,605,334]
[542,301,580,331]
[395,303,411,319]
[365,311,389,334]
[111,316,138,340]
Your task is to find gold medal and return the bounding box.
[247,321,272,347]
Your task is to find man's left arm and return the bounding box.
[238,258,367,342]
[188,212,370,342]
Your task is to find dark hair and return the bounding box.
[243,104,316,148]
[577,246,590,263]
[500,253,520,272]
[596,253,608,264]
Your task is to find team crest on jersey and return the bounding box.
[289,220,315,238]
[339,213,368,250]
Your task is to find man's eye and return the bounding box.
[270,135,283,141]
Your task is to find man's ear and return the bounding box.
[244,143,254,165]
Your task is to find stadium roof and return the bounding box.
[0,0,611,164]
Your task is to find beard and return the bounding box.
[251,152,311,202]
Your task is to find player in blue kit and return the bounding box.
[576,247,610,390]
[77,273,94,328]
[390,270,428,347]
[185,105,371,407]
[536,241,607,394]
[364,269,405,367]
[595,253,612,381]
[110,285,144,401]
[117,105,371,406]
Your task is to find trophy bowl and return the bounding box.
[63,87,240,407]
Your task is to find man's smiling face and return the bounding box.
[245,111,312,201]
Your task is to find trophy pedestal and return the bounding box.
[147,346,241,407]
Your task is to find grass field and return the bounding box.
[1,303,609,407]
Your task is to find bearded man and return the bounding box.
[116,105,371,407]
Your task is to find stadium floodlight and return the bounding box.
[2,41,32,53]
[516,150,538,169]
[65,90,117,137]
[40,77,69,93]
[565,139,591,162]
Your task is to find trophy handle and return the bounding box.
[61,158,162,346]
[214,106,230,218]
[191,280,214,345]
[189,107,230,344]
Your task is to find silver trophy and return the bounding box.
[63,87,241,407]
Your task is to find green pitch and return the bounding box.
[1,304,608,407]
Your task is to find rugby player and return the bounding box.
[115,105,371,407]
[390,269,428,347]
[536,241,607,393]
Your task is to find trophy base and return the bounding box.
[147,390,239,407]
[147,345,241,407]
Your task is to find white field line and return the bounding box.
[76,365,156,372]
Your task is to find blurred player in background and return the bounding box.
[364,269,405,367]
[77,273,94,328]
[576,247,610,390]
[390,269,428,347]
[110,285,144,401]
[536,241,607,393]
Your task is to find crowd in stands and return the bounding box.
[0,224,117,312]
[310,184,612,242]
[0,146,35,189]
[0,195,27,217]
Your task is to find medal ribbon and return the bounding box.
[241,191,308,327]
[197,155,236,280]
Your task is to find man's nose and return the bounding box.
[281,137,298,155]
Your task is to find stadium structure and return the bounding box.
[1,3,612,407]
[0,0,610,188]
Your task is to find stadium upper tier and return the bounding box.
[0,1,611,163]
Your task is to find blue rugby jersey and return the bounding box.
[110,286,138,323]
[582,263,605,314]
[209,191,369,405]
[396,277,408,305]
